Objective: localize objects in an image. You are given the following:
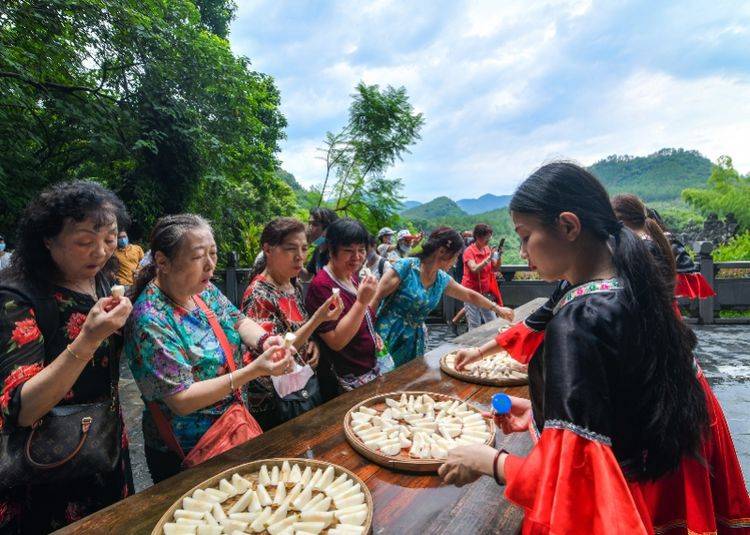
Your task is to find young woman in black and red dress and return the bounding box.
[439,162,750,534]
[648,208,716,300]
[612,194,677,289]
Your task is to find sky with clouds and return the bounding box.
[229,0,750,202]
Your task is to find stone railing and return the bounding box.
[218,242,750,325]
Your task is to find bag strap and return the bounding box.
[378,257,387,278]
[146,400,186,460]
[193,295,243,403]
[193,295,237,373]
[145,294,242,460]
[93,274,121,405]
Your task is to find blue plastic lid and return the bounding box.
[492,393,512,415]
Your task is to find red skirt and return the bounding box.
[506,372,750,534]
[675,272,716,300]
[630,372,750,534]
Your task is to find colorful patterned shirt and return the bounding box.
[240,275,311,415]
[125,281,247,453]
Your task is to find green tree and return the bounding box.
[0,0,290,262]
[316,82,424,233]
[682,156,750,229]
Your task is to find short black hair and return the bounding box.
[326,218,369,255]
[473,223,493,239]
[309,208,339,230]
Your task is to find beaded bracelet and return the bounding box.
[493,449,508,485]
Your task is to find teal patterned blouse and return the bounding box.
[125,281,247,453]
[376,258,451,367]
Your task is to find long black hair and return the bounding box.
[130,214,211,302]
[2,180,129,290]
[415,227,463,261]
[510,161,707,480]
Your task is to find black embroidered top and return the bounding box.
[668,235,698,273]
[527,279,648,477]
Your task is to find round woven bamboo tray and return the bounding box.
[152,457,374,535]
[440,350,528,387]
[344,391,496,473]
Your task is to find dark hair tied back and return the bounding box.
[416,227,462,261]
[247,217,306,283]
[129,214,211,302]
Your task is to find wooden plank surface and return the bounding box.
[55,298,546,535]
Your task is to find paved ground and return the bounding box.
[121,322,750,492]
[691,325,750,484]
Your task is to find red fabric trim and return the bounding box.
[504,453,524,486]
[629,374,750,535]
[675,273,716,299]
[505,378,750,535]
[504,427,650,534]
[495,321,544,364]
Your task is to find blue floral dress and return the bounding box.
[125,282,247,454]
[376,258,451,367]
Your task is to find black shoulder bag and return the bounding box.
[0,277,121,489]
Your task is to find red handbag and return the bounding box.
[147,295,263,468]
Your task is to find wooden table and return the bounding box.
[56,299,546,535]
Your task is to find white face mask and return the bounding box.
[398,242,411,254]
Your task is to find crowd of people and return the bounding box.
[0,164,747,534]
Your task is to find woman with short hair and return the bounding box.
[0,181,134,533]
[305,218,381,394]
[125,214,293,482]
[461,223,503,329]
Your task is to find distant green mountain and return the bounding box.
[275,168,304,191]
[401,196,466,219]
[589,148,711,201]
[399,200,422,212]
[457,193,512,214]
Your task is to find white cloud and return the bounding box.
[278,138,327,189]
[230,0,750,202]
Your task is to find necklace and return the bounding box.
[262,270,295,294]
[154,280,195,311]
[324,265,357,294]
[66,277,97,299]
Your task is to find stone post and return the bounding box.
[694,241,715,324]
